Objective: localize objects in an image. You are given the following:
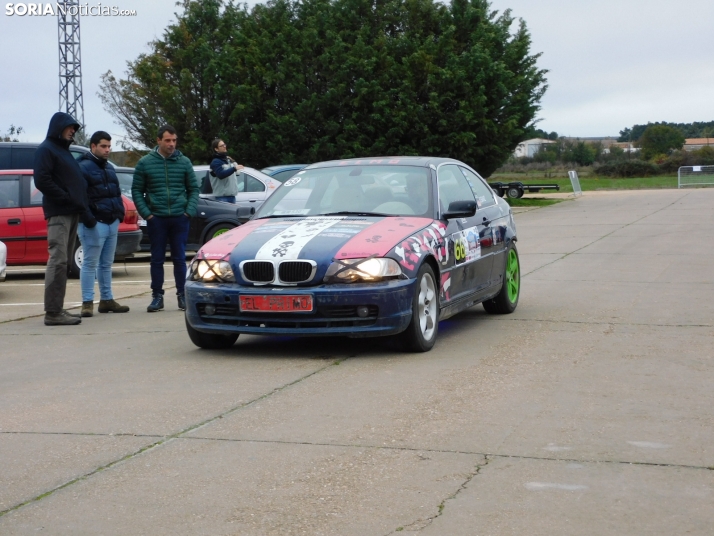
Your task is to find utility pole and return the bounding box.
[57,1,85,130]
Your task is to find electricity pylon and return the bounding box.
[57,1,85,129]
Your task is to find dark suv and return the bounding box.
[0,142,109,170]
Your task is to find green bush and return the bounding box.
[595,160,661,177]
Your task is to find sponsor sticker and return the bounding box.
[283,176,302,187]
[452,226,480,264]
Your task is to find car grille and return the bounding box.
[242,261,274,283]
[240,260,316,285]
[279,261,314,283]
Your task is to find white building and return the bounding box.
[514,138,556,158]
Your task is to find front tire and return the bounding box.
[203,223,236,246]
[483,242,520,314]
[399,263,439,352]
[185,317,239,349]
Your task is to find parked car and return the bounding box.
[0,142,118,170]
[195,165,282,209]
[117,166,267,251]
[0,169,142,277]
[261,164,308,183]
[184,157,520,352]
[0,240,6,282]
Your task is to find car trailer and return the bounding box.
[488,181,560,199]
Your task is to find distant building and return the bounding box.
[683,138,714,151]
[514,138,556,158]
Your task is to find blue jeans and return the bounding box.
[78,219,119,302]
[147,215,190,295]
[214,196,236,203]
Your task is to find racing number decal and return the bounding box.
[451,227,481,265]
[454,235,468,262]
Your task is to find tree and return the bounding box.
[99,0,547,175]
[639,124,685,160]
[1,125,23,142]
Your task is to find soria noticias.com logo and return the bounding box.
[5,3,136,16]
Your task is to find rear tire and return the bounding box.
[507,186,524,199]
[185,317,239,349]
[68,242,82,279]
[399,263,439,352]
[483,242,520,314]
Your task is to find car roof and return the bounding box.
[0,169,33,175]
[305,156,461,169]
[262,164,309,172]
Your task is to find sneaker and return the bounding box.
[45,312,81,326]
[98,299,130,313]
[81,301,94,317]
[147,293,164,312]
[177,293,186,311]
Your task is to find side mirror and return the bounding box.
[236,206,255,220]
[443,200,476,219]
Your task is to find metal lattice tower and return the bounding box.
[57,1,84,128]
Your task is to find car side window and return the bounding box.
[0,177,21,208]
[11,148,35,169]
[29,177,43,206]
[459,167,496,208]
[246,175,266,193]
[437,164,475,213]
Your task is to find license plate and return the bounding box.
[138,218,147,227]
[239,295,313,312]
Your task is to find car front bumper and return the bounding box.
[115,230,143,257]
[185,278,415,338]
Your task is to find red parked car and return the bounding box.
[0,169,142,277]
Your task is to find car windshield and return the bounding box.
[255,165,433,218]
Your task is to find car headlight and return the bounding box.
[324,258,402,283]
[189,259,236,282]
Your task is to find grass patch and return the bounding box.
[505,198,563,207]
[490,174,679,193]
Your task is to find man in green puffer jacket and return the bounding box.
[132,125,199,312]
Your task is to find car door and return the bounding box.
[437,164,492,302]
[458,166,508,287]
[24,176,49,262]
[234,171,268,210]
[0,174,25,261]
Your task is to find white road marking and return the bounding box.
[525,482,588,491]
[627,441,671,449]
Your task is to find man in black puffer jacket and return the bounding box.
[34,112,94,326]
[77,131,130,318]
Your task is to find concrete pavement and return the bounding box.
[0,189,712,534]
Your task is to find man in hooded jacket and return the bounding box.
[34,112,94,326]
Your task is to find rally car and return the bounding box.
[184,157,520,352]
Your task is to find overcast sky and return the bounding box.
[1,0,712,144]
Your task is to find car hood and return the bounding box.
[196,215,434,284]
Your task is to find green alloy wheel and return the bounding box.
[482,242,520,314]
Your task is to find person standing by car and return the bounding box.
[209,138,243,203]
[132,125,199,312]
[77,131,130,317]
[34,112,94,326]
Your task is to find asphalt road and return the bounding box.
[1,190,712,535]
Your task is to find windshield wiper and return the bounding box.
[255,214,306,219]
[320,211,388,217]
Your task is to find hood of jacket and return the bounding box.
[45,112,81,147]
